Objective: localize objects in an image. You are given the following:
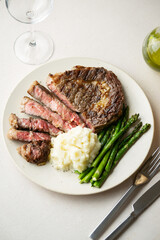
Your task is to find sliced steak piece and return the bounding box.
[27,81,84,126]
[9,113,62,136]
[21,97,77,132]
[7,128,51,142]
[46,66,124,132]
[17,141,50,165]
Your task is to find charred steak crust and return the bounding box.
[17,141,50,165]
[46,66,124,132]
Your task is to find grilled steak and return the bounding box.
[46,66,124,132]
[21,97,77,132]
[27,81,84,126]
[7,128,51,142]
[17,141,50,165]
[9,113,62,136]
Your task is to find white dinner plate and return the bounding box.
[3,57,154,195]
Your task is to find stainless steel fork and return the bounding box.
[89,147,160,240]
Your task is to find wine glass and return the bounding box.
[5,0,54,65]
[142,27,160,71]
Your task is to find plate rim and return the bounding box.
[3,56,154,195]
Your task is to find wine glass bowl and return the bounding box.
[6,0,53,24]
[5,0,54,65]
[142,27,160,71]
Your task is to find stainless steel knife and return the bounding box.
[104,180,160,240]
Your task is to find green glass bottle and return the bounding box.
[142,27,160,71]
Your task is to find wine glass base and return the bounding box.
[14,31,54,65]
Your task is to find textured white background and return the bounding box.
[0,0,160,240]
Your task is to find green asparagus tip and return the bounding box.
[130,113,139,123]
[135,113,139,119]
[142,123,151,131]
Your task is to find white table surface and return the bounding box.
[1,0,160,240]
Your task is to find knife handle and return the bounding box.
[104,212,136,240]
[89,184,137,240]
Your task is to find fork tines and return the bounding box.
[141,147,160,177]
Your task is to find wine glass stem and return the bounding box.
[29,24,36,47]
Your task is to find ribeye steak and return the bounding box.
[9,113,63,136]
[27,81,84,126]
[46,66,124,132]
[7,128,51,142]
[21,97,77,132]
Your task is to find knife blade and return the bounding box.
[104,180,160,240]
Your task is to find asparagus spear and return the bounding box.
[93,170,109,188]
[99,110,130,177]
[80,125,116,182]
[98,129,107,142]
[105,141,120,172]
[80,125,115,182]
[113,123,151,167]
[119,121,142,149]
[121,106,129,128]
[112,105,128,136]
[93,123,150,188]
[81,114,138,184]
[78,167,92,180]
[80,167,97,183]
[97,110,130,180]
[100,125,113,147]
[91,114,139,168]
[113,116,123,135]
[93,140,121,187]
[92,148,112,181]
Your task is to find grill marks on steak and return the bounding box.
[8,128,51,142]
[17,141,50,165]
[27,81,84,126]
[47,66,107,112]
[9,113,62,136]
[21,97,77,132]
[46,66,124,131]
[8,65,125,165]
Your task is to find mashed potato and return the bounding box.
[50,126,101,173]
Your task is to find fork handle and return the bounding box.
[89,184,137,240]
